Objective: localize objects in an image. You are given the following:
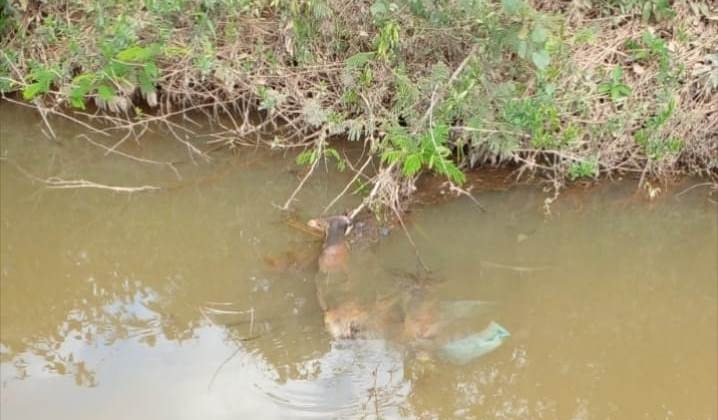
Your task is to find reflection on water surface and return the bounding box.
[1,104,716,419]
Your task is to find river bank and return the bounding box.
[1,1,716,213]
[2,99,717,419]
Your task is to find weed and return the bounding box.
[599,66,632,103]
[568,159,599,180]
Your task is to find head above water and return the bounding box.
[307,215,353,246]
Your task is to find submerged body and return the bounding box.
[309,215,352,312]
[309,215,404,339]
[308,216,510,364]
[309,216,352,276]
[309,215,367,337]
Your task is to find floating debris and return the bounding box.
[439,321,510,365]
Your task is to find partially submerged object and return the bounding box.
[308,215,352,277]
[439,321,511,365]
[309,215,511,355]
[323,301,369,339]
[309,215,363,337]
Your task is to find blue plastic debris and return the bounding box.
[439,321,510,365]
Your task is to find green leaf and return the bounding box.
[615,84,632,97]
[433,123,449,143]
[403,153,422,176]
[611,66,624,81]
[325,147,342,163]
[69,96,86,109]
[381,149,401,164]
[22,83,44,100]
[436,145,451,158]
[443,161,466,184]
[531,24,548,44]
[531,50,550,70]
[22,67,56,100]
[163,46,190,57]
[106,61,129,78]
[69,73,95,109]
[296,149,317,166]
[634,129,648,146]
[598,82,611,95]
[516,40,529,59]
[97,84,117,101]
[568,159,598,180]
[115,45,159,63]
[71,73,94,88]
[370,1,388,18]
[138,70,156,95]
[501,0,523,15]
[345,52,376,69]
[144,62,159,79]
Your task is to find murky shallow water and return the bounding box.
[1,103,716,420]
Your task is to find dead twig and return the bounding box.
[282,150,321,210]
[77,134,182,180]
[282,132,326,210]
[348,162,397,220]
[480,260,552,273]
[322,156,373,216]
[34,100,58,141]
[3,158,161,192]
[675,182,716,198]
[2,96,112,137]
[391,206,431,273]
[447,182,487,212]
[44,178,161,192]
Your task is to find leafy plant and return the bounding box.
[380,123,466,184]
[625,31,678,85]
[375,20,400,59]
[22,65,58,100]
[296,146,346,171]
[598,66,632,103]
[604,0,674,22]
[568,159,599,180]
[634,98,682,160]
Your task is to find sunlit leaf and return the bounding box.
[531,50,550,70]
[370,0,388,18]
[296,149,317,165]
[403,153,422,176]
[115,44,159,63]
[97,84,117,101]
[22,83,43,100]
[501,0,523,15]
[345,52,376,69]
[531,24,548,44]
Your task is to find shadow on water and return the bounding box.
[1,103,716,420]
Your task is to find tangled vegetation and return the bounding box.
[1,0,716,213]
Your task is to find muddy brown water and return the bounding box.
[1,103,716,420]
